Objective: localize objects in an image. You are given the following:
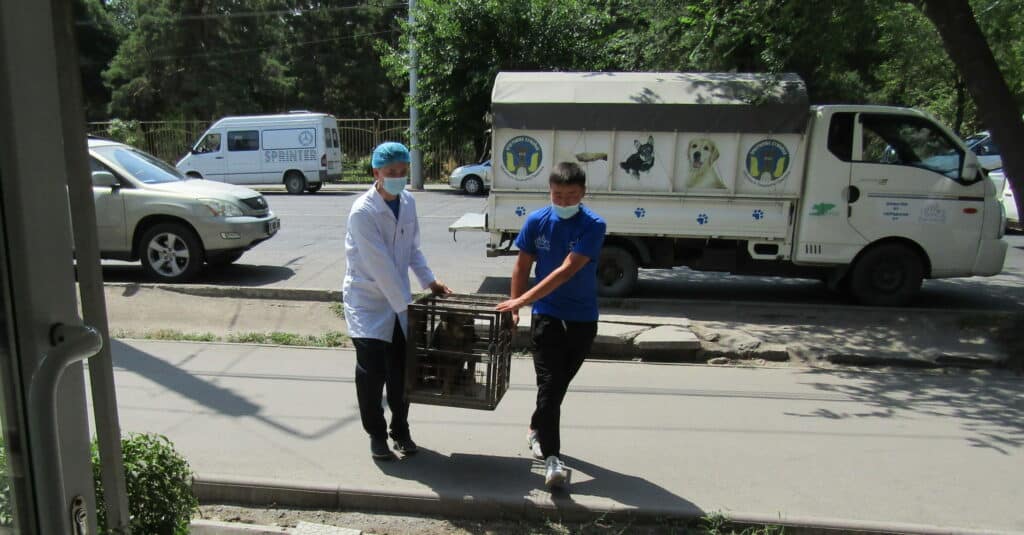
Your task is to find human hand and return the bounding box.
[495,297,526,314]
[429,280,453,295]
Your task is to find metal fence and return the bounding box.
[88,118,480,182]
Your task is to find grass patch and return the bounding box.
[329,302,345,319]
[113,329,349,348]
[702,513,786,535]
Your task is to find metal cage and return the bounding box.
[405,294,514,410]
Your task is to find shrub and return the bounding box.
[2,433,197,533]
[93,433,198,535]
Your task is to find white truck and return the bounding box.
[453,72,1008,306]
[177,112,343,194]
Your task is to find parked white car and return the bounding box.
[989,168,1020,231]
[964,131,1003,171]
[449,160,491,195]
[90,137,279,282]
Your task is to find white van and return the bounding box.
[177,112,343,194]
[453,72,1008,306]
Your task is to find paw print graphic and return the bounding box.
[696,213,709,225]
[634,207,646,219]
[515,206,526,217]
[752,209,765,221]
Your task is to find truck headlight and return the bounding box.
[199,199,244,217]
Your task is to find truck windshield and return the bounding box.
[92,145,185,184]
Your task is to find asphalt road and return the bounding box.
[101,188,1024,311]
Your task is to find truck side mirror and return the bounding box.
[91,170,117,188]
[961,150,982,183]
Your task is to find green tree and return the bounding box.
[906,0,1024,213]
[74,0,122,121]
[283,2,406,117]
[379,0,615,155]
[103,0,295,120]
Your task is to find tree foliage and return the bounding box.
[89,0,1023,155]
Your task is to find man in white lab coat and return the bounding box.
[343,142,451,460]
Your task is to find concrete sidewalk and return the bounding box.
[101,283,1021,369]
[103,339,1024,533]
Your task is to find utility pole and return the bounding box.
[409,0,423,189]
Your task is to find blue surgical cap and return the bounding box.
[371,142,411,169]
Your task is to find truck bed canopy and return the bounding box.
[491,72,809,133]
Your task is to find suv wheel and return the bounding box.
[140,223,204,282]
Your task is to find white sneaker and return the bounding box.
[544,455,571,489]
[526,429,543,460]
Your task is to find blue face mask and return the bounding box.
[552,203,580,219]
[382,177,407,195]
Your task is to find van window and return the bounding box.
[332,128,340,148]
[227,130,260,151]
[857,114,963,180]
[194,133,222,154]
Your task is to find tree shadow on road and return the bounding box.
[789,367,1024,455]
[110,339,354,440]
[374,448,701,527]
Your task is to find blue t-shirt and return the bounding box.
[385,197,400,219]
[514,205,606,321]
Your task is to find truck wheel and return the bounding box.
[463,176,484,195]
[139,223,204,282]
[848,243,923,306]
[186,171,203,179]
[284,172,306,194]
[597,245,638,298]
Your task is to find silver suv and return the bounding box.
[88,137,280,282]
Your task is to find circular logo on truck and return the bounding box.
[501,136,543,181]
[298,131,314,147]
[745,139,790,186]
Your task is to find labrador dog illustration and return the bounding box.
[620,136,655,179]
[686,137,727,189]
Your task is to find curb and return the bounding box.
[192,475,1020,535]
[103,282,341,303]
[104,282,1024,318]
[191,519,289,534]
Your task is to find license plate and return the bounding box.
[267,218,280,235]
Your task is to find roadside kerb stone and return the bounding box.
[192,476,1017,535]
[632,325,701,361]
[295,522,363,535]
[590,322,648,358]
[103,282,341,303]
[190,519,289,534]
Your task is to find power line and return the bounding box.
[76,2,407,27]
[80,28,399,65]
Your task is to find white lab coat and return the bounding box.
[343,186,435,342]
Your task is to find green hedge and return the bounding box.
[1,433,197,534]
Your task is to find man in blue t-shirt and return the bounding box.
[496,161,606,489]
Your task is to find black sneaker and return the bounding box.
[371,436,396,460]
[391,433,418,455]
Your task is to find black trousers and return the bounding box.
[530,313,598,458]
[353,318,410,441]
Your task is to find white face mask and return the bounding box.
[382,177,407,195]
[552,203,580,219]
